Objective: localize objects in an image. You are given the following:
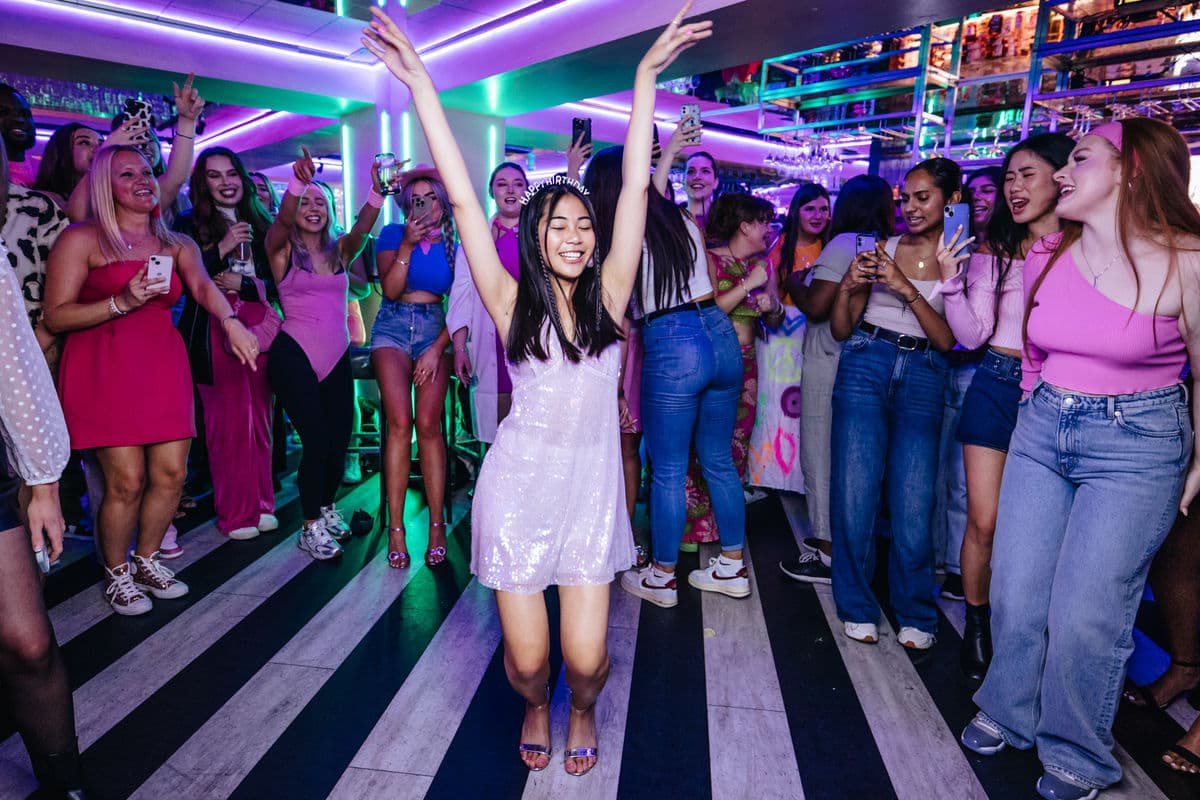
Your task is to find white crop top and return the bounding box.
[860,236,950,338]
[635,215,714,318]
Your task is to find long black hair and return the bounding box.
[33,123,95,200]
[829,175,895,239]
[188,147,274,249]
[778,182,831,275]
[907,157,962,207]
[585,145,696,314]
[508,180,622,364]
[985,133,1074,325]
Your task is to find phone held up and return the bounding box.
[942,203,973,253]
[680,103,702,145]
[571,117,592,150]
[146,254,173,292]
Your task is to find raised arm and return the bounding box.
[363,10,515,333]
[602,3,713,319]
[160,74,203,211]
[264,149,315,284]
[337,163,385,267]
[652,121,701,198]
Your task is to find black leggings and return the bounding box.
[0,526,76,757]
[268,333,353,519]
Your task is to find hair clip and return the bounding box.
[520,174,589,206]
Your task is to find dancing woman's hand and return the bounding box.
[362,8,433,91]
[638,1,713,77]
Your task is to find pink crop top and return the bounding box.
[1022,238,1186,394]
[941,252,1024,351]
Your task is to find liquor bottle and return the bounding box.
[964,23,977,65]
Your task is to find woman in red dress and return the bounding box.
[45,145,257,617]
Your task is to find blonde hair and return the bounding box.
[88,145,182,261]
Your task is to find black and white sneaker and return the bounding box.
[299,519,343,560]
[778,549,832,585]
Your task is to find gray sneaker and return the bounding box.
[299,518,343,560]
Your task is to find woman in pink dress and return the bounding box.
[45,145,258,617]
[364,1,709,776]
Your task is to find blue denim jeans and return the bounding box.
[975,381,1192,789]
[830,328,948,632]
[641,304,744,566]
[934,361,976,574]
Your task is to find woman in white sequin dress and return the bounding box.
[363,2,712,777]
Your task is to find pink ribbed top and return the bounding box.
[941,252,1024,351]
[1022,238,1186,394]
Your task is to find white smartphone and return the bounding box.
[146,254,172,291]
[855,234,878,254]
[943,204,973,251]
[680,103,702,145]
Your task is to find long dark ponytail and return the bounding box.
[584,146,695,313]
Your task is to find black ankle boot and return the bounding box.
[961,602,992,685]
[29,740,90,800]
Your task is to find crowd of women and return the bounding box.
[2,2,1200,797]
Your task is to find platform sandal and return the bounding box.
[387,527,410,569]
[425,521,448,566]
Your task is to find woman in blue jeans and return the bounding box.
[599,137,748,609]
[960,119,1200,800]
[828,158,961,650]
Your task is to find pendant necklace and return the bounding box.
[1081,245,1121,288]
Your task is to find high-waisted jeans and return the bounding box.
[641,303,744,566]
[975,381,1193,789]
[830,328,948,633]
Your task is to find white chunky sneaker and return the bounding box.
[104,563,153,616]
[620,564,678,608]
[227,526,260,541]
[321,505,352,542]
[299,518,342,560]
[844,621,879,643]
[898,626,936,650]
[131,552,189,599]
[687,555,751,598]
[257,513,279,532]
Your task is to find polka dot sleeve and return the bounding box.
[0,241,69,485]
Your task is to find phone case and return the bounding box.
[942,204,972,249]
[680,104,702,144]
[147,255,172,287]
[572,117,592,148]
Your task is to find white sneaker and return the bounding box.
[104,563,153,616]
[898,626,935,650]
[688,555,751,598]
[744,487,768,504]
[620,565,678,608]
[227,526,260,541]
[258,513,279,532]
[131,553,189,600]
[321,505,352,542]
[844,621,878,643]
[299,518,342,560]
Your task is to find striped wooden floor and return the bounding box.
[1,474,1196,800]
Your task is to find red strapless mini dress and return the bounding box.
[57,260,196,449]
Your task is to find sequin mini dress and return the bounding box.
[471,335,636,593]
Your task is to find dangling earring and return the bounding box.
[586,255,595,269]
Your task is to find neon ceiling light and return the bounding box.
[17,0,372,63]
[196,111,280,149]
[418,0,573,59]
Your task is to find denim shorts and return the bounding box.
[369,300,446,359]
[956,349,1022,452]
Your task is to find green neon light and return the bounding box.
[341,122,353,228]
[380,109,393,226]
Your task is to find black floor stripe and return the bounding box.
[423,587,565,800]
[79,497,385,800]
[616,549,711,800]
[866,537,1043,800]
[748,495,896,800]
[228,517,475,800]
